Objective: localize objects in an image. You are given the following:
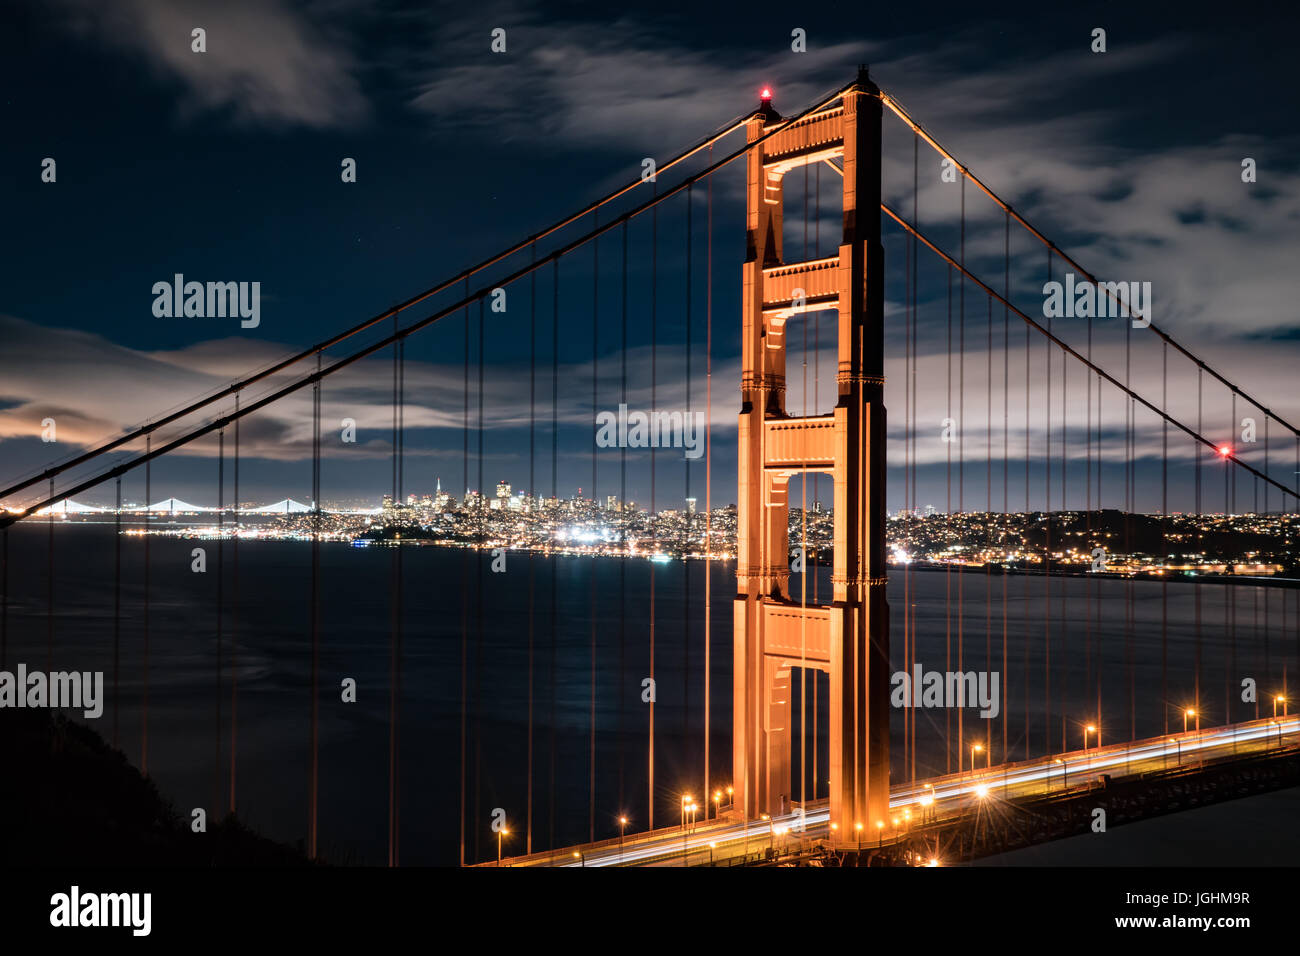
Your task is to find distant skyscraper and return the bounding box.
[606,495,619,511]
[496,480,511,500]
[686,497,697,515]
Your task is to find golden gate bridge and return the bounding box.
[2,68,1298,867]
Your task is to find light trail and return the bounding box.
[508,713,1299,867]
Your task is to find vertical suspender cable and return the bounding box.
[215,425,224,821]
[143,435,151,775]
[1196,368,1203,724]
[475,296,485,860]
[705,149,714,814]
[590,212,599,845]
[958,178,966,765]
[459,281,469,866]
[528,244,537,855]
[683,185,692,790]
[389,329,405,866]
[946,265,956,775]
[1044,247,1052,754]
[1162,342,1168,733]
[230,394,240,815]
[550,262,559,848]
[619,223,628,820]
[1085,276,1093,733]
[113,476,121,747]
[1126,309,1135,743]
[1023,271,1030,760]
[310,352,321,859]
[1059,309,1067,751]
[1002,208,1009,765]
[648,194,658,830]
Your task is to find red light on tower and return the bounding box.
[760,87,772,101]
[1218,444,1231,458]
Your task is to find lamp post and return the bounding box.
[1054,757,1065,790]
[854,821,863,854]
[762,813,773,852]
[1275,696,1288,718]
[573,850,584,867]
[708,841,716,865]
[619,816,628,864]
[713,790,722,820]
[497,827,508,867]
[970,743,983,774]
[876,820,884,848]
[1184,708,1197,734]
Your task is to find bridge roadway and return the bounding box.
[486,713,1299,866]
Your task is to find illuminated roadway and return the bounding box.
[490,713,1299,867]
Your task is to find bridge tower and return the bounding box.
[733,68,889,845]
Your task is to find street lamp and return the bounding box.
[876,820,884,847]
[573,850,584,867]
[1083,724,1096,750]
[854,821,863,853]
[1275,696,1288,718]
[1054,757,1065,790]
[970,743,983,774]
[726,785,734,807]
[497,827,509,867]
[708,841,716,865]
[1184,709,1197,734]
[762,813,773,852]
[713,790,723,820]
[619,815,628,863]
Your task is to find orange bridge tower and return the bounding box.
[733,68,890,844]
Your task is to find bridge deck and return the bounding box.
[480,713,1300,866]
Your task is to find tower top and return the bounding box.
[855,64,879,94]
[754,85,780,123]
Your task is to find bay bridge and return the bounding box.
[2,68,1298,867]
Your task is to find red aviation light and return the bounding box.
[1218,444,1231,458]
[760,87,772,101]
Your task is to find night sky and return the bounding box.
[3,1,1299,513]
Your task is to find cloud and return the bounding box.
[408,9,876,153]
[52,0,368,128]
